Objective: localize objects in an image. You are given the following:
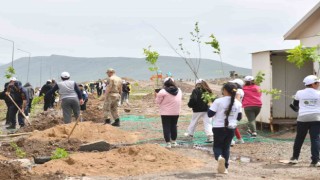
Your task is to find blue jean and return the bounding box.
[213,127,235,169]
[293,121,320,163]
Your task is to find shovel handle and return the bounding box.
[68,114,81,140]
[7,94,31,125]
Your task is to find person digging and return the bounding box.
[103,68,122,127]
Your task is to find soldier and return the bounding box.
[103,68,122,127]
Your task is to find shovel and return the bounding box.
[7,94,31,126]
[67,113,82,141]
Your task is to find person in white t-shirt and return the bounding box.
[289,75,320,167]
[229,79,245,145]
[208,82,242,174]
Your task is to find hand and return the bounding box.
[80,99,84,105]
[5,92,9,96]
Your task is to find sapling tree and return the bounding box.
[143,46,160,87]
[205,34,224,75]
[254,71,281,100]
[5,66,15,79]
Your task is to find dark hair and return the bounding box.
[198,80,212,93]
[61,77,70,81]
[245,81,254,86]
[164,78,177,88]
[223,82,237,128]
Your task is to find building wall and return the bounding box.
[252,51,271,124]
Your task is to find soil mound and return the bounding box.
[18,110,63,133]
[0,160,30,180]
[28,121,139,144]
[32,144,203,177]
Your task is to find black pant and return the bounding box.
[293,121,320,163]
[44,98,51,111]
[213,127,235,169]
[8,103,24,127]
[161,115,179,142]
[97,88,102,97]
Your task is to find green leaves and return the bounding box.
[51,148,69,160]
[4,66,15,79]
[254,71,265,86]
[201,91,217,104]
[205,34,221,55]
[143,46,159,68]
[287,44,320,68]
[10,142,26,158]
[260,89,282,100]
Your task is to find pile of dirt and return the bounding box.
[81,95,104,123]
[18,110,63,133]
[28,121,139,144]
[0,160,31,180]
[0,154,8,160]
[32,144,203,177]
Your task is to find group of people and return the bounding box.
[0,77,34,129]
[155,76,263,174]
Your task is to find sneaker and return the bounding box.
[171,141,178,147]
[247,130,252,135]
[6,125,16,129]
[217,156,226,174]
[111,119,120,127]
[231,140,235,147]
[310,162,320,167]
[184,133,194,140]
[224,169,228,174]
[235,138,245,144]
[289,157,298,164]
[165,142,171,149]
[251,132,257,138]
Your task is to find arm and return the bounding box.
[187,89,197,108]
[207,110,216,118]
[155,90,165,105]
[45,84,59,99]
[74,83,84,105]
[237,112,242,121]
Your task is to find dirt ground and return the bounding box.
[0,80,318,179]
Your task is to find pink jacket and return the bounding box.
[155,89,182,115]
[242,84,262,108]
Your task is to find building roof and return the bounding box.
[284,1,320,40]
[251,49,288,54]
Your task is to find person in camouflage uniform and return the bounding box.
[103,68,122,127]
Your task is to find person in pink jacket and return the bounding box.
[242,76,262,138]
[155,77,182,148]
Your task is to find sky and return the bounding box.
[0,0,319,68]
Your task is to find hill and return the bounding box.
[0,55,251,88]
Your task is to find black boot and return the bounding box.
[111,119,120,127]
[6,124,16,129]
[104,119,111,124]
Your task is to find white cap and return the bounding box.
[229,79,244,87]
[9,77,17,81]
[47,79,52,83]
[303,75,320,86]
[61,72,70,78]
[164,77,174,83]
[244,76,254,82]
[196,79,203,84]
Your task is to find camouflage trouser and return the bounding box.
[103,94,120,120]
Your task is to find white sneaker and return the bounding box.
[310,162,320,167]
[289,157,298,164]
[206,135,213,143]
[171,141,178,147]
[224,169,228,174]
[165,142,171,149]
[217,156,226,174]
[235,139,245,144]
[231,140,235,146]
[184,132,194,140]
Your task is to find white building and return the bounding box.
[252,2,320,132]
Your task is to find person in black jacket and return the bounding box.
[185,79,214,142]
[40,80,53,111]
[0,81,12,125]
